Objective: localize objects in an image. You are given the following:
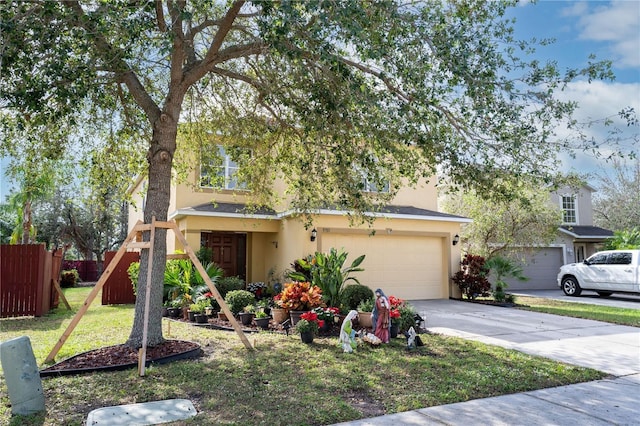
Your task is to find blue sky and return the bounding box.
[1,1,638,200]
[506,0,640,181]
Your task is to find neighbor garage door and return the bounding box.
[506,247,564,290]
[321,233,446,300]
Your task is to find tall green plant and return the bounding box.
[485,256,528,302]
[290,248,365,308]
[604,228,640,250]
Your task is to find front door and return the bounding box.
[575,244,586,263]
[201,232,247,279]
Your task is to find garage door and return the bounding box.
[321,233,446,300]
[506,248,564,290]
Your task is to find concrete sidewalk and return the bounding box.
[332,299,640,426]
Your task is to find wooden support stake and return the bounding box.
[169,221,254,350]
[45,221,144,363]
[52,278,72,311]
[138,217,156,377]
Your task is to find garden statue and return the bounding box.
[372,288,390,343]
[360,330,382,346]
[338,310,358,353]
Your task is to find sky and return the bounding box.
[506,0,640,184]
[1,0,638,200]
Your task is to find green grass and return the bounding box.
[515,296,640,327]
[1,288,607,426]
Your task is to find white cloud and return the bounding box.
[575,1,640,67]
[553,80,639,178]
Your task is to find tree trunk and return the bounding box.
[21,199,31,244]
[125,111,179,349]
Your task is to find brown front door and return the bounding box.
[201,232,246,279]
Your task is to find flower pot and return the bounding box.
[289,310,307,326]
[188,310,196,322]
[194,313,208,324]
[271,308,289,324]
[168,307,181,318]
[205,306,213,317]
[254,317,271,330]
[161,307,169,317]
[300,331,314,344]
[218,312,228,321]
[239,312,255,326]
[357,312,373,328]
[390,323,399,338]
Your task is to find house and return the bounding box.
[127,146,470,301]
[506,184,613,291]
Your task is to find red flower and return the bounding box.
[300,311,318,321]
[389,309,401,319]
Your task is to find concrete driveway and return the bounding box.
[409,299,640,377]
[512,289,640,310]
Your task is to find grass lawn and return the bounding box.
[516,296,640,327]
[1,287,606,426]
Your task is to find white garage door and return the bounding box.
[506,248,564,290]
[322,233,446,300]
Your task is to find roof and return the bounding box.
[169,202,471,223]
[559,225,614,240]
[169,202,277,220]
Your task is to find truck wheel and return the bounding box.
[561,276,582,296]
[597,292,613,298]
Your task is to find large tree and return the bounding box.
[440,181,563,259]
[0,1,617,348]
[593,158,640,232]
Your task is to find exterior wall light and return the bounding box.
[452,234,460,246]
[310,228,317,242]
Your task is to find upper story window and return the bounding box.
[361,176,390,193]
[199,145,247,191]
[560,194,577,224]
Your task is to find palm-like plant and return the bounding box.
[485,256,528,302]
[289,248,365,308]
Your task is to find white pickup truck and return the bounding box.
[557,250,640,297]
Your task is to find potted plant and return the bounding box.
[167,299,182,318]
[277,281,323,325]
[271,294,289,324]
[239,304,256,326]
[254,310,271,330]
[191,301,208,324]
[312,306,340,332]
[296,311,324,343]
[356,298,375,328]
[188,303,199,322]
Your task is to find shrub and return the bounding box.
[217,276,245,298]
[341,284,374,311]
[127,262,140,295]
[452,254,490,300]
[60,269,79,288]
[357,297,375,312]
[224,290,255,315]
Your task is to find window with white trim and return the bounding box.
[200,145,247,190]
[561,195,577,224]
[361,175,390,193]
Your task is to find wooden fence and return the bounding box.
[101,251,138,305]
[61,259,98,282]
[0,244,54,317]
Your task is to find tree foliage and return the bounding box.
[0,1,618,348]
[593,159,640,232]
[441,181,563,259]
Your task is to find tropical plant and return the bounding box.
[603,228,640,250]
[452,254,491,300]
[276,282,323,311]
[224,290,256,316]
[312,306,340,324]
[289,249,365,308]
[341,284,375,311]
[357,298,375,312]
[255,310,269,319]
[485,256,528,303]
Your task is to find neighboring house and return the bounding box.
[507,184,613,291]
[127,147,471,300]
